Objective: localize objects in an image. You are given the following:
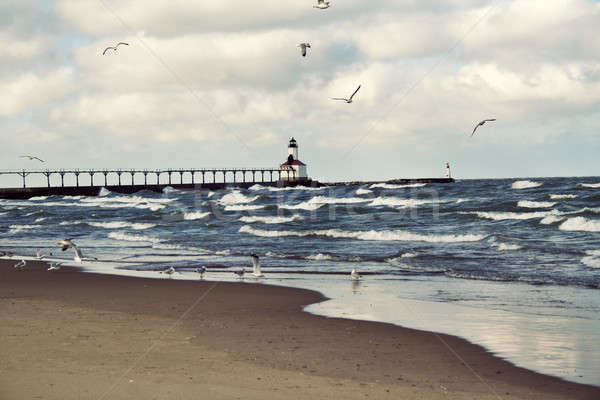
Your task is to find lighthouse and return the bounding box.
[280,137,308,181]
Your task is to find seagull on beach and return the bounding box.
[102,42,129,55]
[234,268,245,279]
[14,259,26,269]
[298,43,311,57]
[250,254,264,277]
[196,266,207,279]
[471,118,496,137]
[332,85,361,104]
[20,155,44,162]
[350,268,361,281]
[36,250,52,260]
[159,266,177,278]
[47,262,63,271]
[313,0,331,9]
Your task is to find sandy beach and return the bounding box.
[1,260,598,400]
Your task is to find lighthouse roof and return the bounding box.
[281,159,306,167]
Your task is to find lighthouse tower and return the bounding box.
[281,137,308,181]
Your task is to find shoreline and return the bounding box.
[1,260,598,399]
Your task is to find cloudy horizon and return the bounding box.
[1,0,599,183]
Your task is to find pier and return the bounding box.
[0,167,302,199]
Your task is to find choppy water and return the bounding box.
[1,177,599,386]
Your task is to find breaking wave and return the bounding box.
[582,250,600,269]
[356,188,373,195]
[107,231,161,243]
[219,191,258,205]
[549,194,578,200]
[370,183,427,189]
[580,183,600,188]
[279,202,325,211]
[558,217,600,232]
[468,211,557,221]
[517,200,556,208]
[89,221,157,230]
[493,243,523,251]
[224,204,265,211]
[512,180,542,189]
[370,197,443,208]
[239,215,301,224]
[239,225,485,243]
[183,211,210,220]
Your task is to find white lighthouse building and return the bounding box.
[280,137,308,181]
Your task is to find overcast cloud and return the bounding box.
[1,0,599,182]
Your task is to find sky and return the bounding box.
[1,0,599,183]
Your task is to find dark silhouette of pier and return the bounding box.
[0,167,309,199]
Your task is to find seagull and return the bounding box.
[102,42,129,55]
[313,0,331,9]
[471,118,496,137]
[14,259,26,269]
[332,85,361,103]
[20,155,44,162]
[350,268,361,281]
[234,268,245,278]
[57,238,93,262]
[47,262,63,271]
[298,43,311,57]
[159,266,177,278]
[196,266,207,279]
[250,254,264,277]
[36,250,52,260]
[0,251,14,257]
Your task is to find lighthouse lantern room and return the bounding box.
[280,137,308,181]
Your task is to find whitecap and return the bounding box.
[219,191,258,205]
[239,215,300,224]
[306,253,335,261]
[549,194,578,200]
[9,224,41,233]
[540,215,565,225]
[89,221,156,230]
[582,250,600,269]
[107,231,161,243]
[370,197,443,208]
[98,188,112,196]
[356,188,373,195]
[493,243,523,251]
[183,211,210,220]
[517,200,556,208]
[511,180,542,189]
[34,217,47,223]
[370,183,427,189]
[558,217,600,232]
[224,204,265,211]
[401,252,418,258]
[239,225,485,243]
[308,196,370,205]
[215,249,231,256]
[469,211,556,221]
[279,202,324,211]
[580,183,600,188]
[29,196,49,201]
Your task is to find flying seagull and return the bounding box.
[471,118,496,137]
[314,0,331,9]
[102,42,129,55]
[350,268,361,281]
[57,238,94,262]
[20,155,44,162]
[48,262,63,271]
[332,85,361,104]
[250,254,264,277]
[14,259,26,269]
[36,250,52,260]
[298,43,311,57]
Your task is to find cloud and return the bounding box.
[0,68,76,116]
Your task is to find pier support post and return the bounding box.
[117,171,122,186]
[168,170,172,185]
[130,170,135,185]
[191,171,195,185]
[143,171,148,185]
[19,170,28,188]
[103,171,108,186]
[74,171,80,187]
[60,171,65,187]
[43,171,51,187]
[202,171,205,184]
[89,171,95,187]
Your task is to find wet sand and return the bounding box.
[1,260,598,399]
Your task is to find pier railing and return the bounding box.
[0,168,290,188]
